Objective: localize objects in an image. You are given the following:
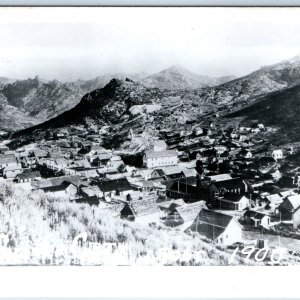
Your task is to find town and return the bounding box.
[1,114,300,263]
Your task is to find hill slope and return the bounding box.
[226,83,300,145]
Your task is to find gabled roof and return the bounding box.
[220,193,249,203]
[144,150,177,159]
[16,171,41,180]
[284,195,300,210]
[174,201,207,222]
[95,178,133,193]
[244,210,269,220]
[190,209,234,240]
[213,177,245,190]
[41,182,72,193]
[126,198,159,217]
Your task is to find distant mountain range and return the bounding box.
[0,66,235,132]
[4,55,300,147]
[141,65,236,90]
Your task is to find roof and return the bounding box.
[33,149,48,158]
[206,174,232,182]
[126,198,159,217]
[265,194,283,204]
[49,175,86,188]
[285,195,300,210]
[152,169,165,177]
[95,178,133,193]
[41,183,70,193]
[213,177,245,190]
[144,150,177,159]
[0,154,17,165]
[190,209,234,240]
[158,199,186,209]
[174,201,207,222]
[244,210,269,220]
[16,171,41,180]
[220,193,249,203]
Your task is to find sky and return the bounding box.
[1,7,300,81]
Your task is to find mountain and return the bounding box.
[141,65,234,90]
[194,55,300,114]
[0,73,151,133]
[10,77,221,149]
[226,83,300,145]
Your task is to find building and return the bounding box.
[41,181,78,199]
[143,150,178,168]
[164,201,207,228]
[277,195,300,220]
[292,205,300,229]
[120,196,160,225]
[189,209,243,245]
[243,210,271,228]
[3,164,23,179]
[0,154,19,169]
[217,193,250,211]
[15,171,42,183]
[92,178,134,199]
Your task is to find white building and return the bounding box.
[143,150,178,168]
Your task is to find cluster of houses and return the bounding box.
[1,120,300,247]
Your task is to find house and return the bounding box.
[164,201,207,228]
[206,177,247,202]
[292,205,300,229]
[239,149,253,159]
[72,196,99,206]
[272,149,283,161]
[41,181,78,199]
[243,210,271,228]
[189,209,243,245]
[15,171,42,183]
[120,196,160,224]
[80,185,102,198]
[3,164,23,179]
[277,194,300,220]
[217,193,250,211]
[0,154,19,169]
[151,166,185,180]
[92,178,134,199]
[166,178,202,203]
[33,149,48,159]
[143,150,178,168]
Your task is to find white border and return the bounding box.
[0,266,299,297]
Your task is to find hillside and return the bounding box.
[226,83,300,145]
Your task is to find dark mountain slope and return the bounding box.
[12,78,164,138]
[226,84,300,144]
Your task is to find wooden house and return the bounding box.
[164,201,207,228]
[41,181,78,199]
[189,209,243,245]
[92,178,134,199]
[216,193,250,211]
[243,210,271,228]
[120,197,160,225]
[143,150,178,168]
[277,195,300,220]
[15,171,42,183]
